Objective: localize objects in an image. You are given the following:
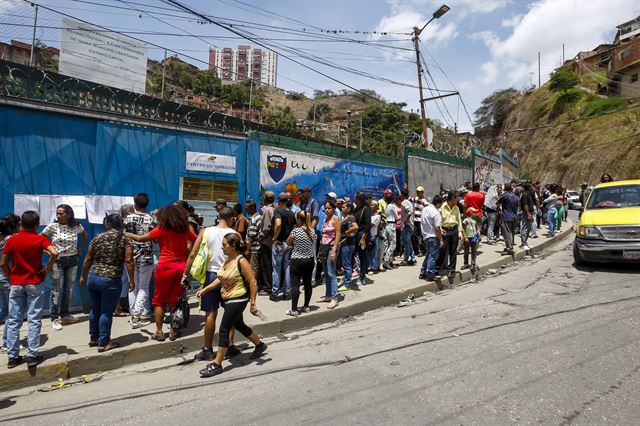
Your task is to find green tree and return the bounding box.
[473,88,520,138]
[307,103,332,121]
[286,91,306,101]
[192,70,221,97]
[268,106,297,132]
[549,67,580,93]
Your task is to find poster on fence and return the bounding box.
[260,146,403,203]
[59,18,148,93]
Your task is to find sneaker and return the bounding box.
[0,345,6,353]
[129,317,140,328]
[137,318,151,328]
[301,306,311,313]
[338,284,350,292]
[60,315,78,323]
[199,362,223,378]
[7,356,23,369]
[269,294,281,302]
[250,342,268,359]
[194,347,215,361]
[523,245,532,251]
[461,264,470,270]
[258,290,270,296]
[327,300,339,309]
[418,274,426,279]
[51,319,63,331]
[139,314,152,321]
[226,345,242,358]
[25,355,43,367]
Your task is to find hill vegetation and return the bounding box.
[473,67,640,187]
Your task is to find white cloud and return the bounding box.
[480,61,499,84]
[477,0,634,87]
[501,14,523,28]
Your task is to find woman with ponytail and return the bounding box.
[80,214,134,352]
[285,211,316,316]
[196,233,267,377]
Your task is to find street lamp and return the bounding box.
[413,4,450,150]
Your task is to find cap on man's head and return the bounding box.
[416,186,425,192]
[326,192,337,199]
[277,192,289,202]
[300,186,312,193]
[383,189,393,196]
[214,198,227,206]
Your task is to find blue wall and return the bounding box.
[1,105,257,311]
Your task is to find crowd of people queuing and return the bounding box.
[1,175,610,373]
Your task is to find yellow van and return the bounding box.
[574,180,640,265]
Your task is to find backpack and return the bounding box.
[189,228,209,284]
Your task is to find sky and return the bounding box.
[1,0,639,132]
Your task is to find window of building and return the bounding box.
[181,177,238,226]
[620,47,632,60]
[632,73,639,83]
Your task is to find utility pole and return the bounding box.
[359,115,363,152]
[161,49,167,99]
[538,51,541,88]
[248,79,254,121]
[411,4,450,150]
[346,110,351,148]
[312,103,317,138]
[30,5,39,67]
[413,27,430,150]
[562,43,565,63]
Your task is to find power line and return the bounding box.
[161,0,391,104]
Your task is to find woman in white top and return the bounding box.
[383,197,399,269]
[41,204,87,331]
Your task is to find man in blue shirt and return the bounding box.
[497,183,519,255]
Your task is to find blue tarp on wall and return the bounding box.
[1,105,256,312]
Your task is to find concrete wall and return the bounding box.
[474,152,503,187]
[407,154,473,198]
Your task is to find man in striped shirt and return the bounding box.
[409,186,429,256]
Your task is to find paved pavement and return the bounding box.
[2,227,638,425]
[0,219,575,391]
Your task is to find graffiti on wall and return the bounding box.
[260,146,403,202]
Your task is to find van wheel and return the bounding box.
[573,240,586,266]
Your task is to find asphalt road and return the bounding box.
[2,234,639,425]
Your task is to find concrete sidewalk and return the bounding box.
[0,222,575,391]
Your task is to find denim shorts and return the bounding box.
[200,271,221,312]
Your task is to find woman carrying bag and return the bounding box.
[316,201,341,309]
[196,233,267,377]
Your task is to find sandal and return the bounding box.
[88,340,99,347]
[285,309,299,317]
[98,341,120,352]
[152,332,166,342]
[169,328,180,341]
[316,296,331,303]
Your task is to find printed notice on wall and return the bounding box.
[185,151,236,174]
[59,18,148,93]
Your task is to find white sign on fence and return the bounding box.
[185,151,236,174]
[59,18,148,93]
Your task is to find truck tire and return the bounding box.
[573,238,586,266]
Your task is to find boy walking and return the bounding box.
[1,211,58,368]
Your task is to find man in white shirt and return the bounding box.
[419,194,444,281]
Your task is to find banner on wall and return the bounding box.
[474,156,503,187]
[185,151,236,174]
[260,146,403,201]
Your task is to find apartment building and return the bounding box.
[208,45,277,86]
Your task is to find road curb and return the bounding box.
[0,225,574,392]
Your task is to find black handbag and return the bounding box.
[171,286,191,330]
[317,244,332,262]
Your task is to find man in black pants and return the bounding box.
[258,191,275,296]
[436,192,463,279]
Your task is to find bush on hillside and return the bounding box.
[583,97,628,117]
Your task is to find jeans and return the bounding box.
[6,284,45,358]
[323,256,338,301]
[547,207,557,236]
[520,218,532,246]
[383,224,396,265]
[340,244,356,288]
[128,263,153,318]
[0,282,9,347]
[420,237,439,279]
[463,240,478,266]
[87,272,121,347]
[375,231,386,269]
[272,243,291,296]
[486,210,498,241]
[50,255,78,320]
[368,238,378,271]
[401,225,414,263]
[501,220,516,251]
